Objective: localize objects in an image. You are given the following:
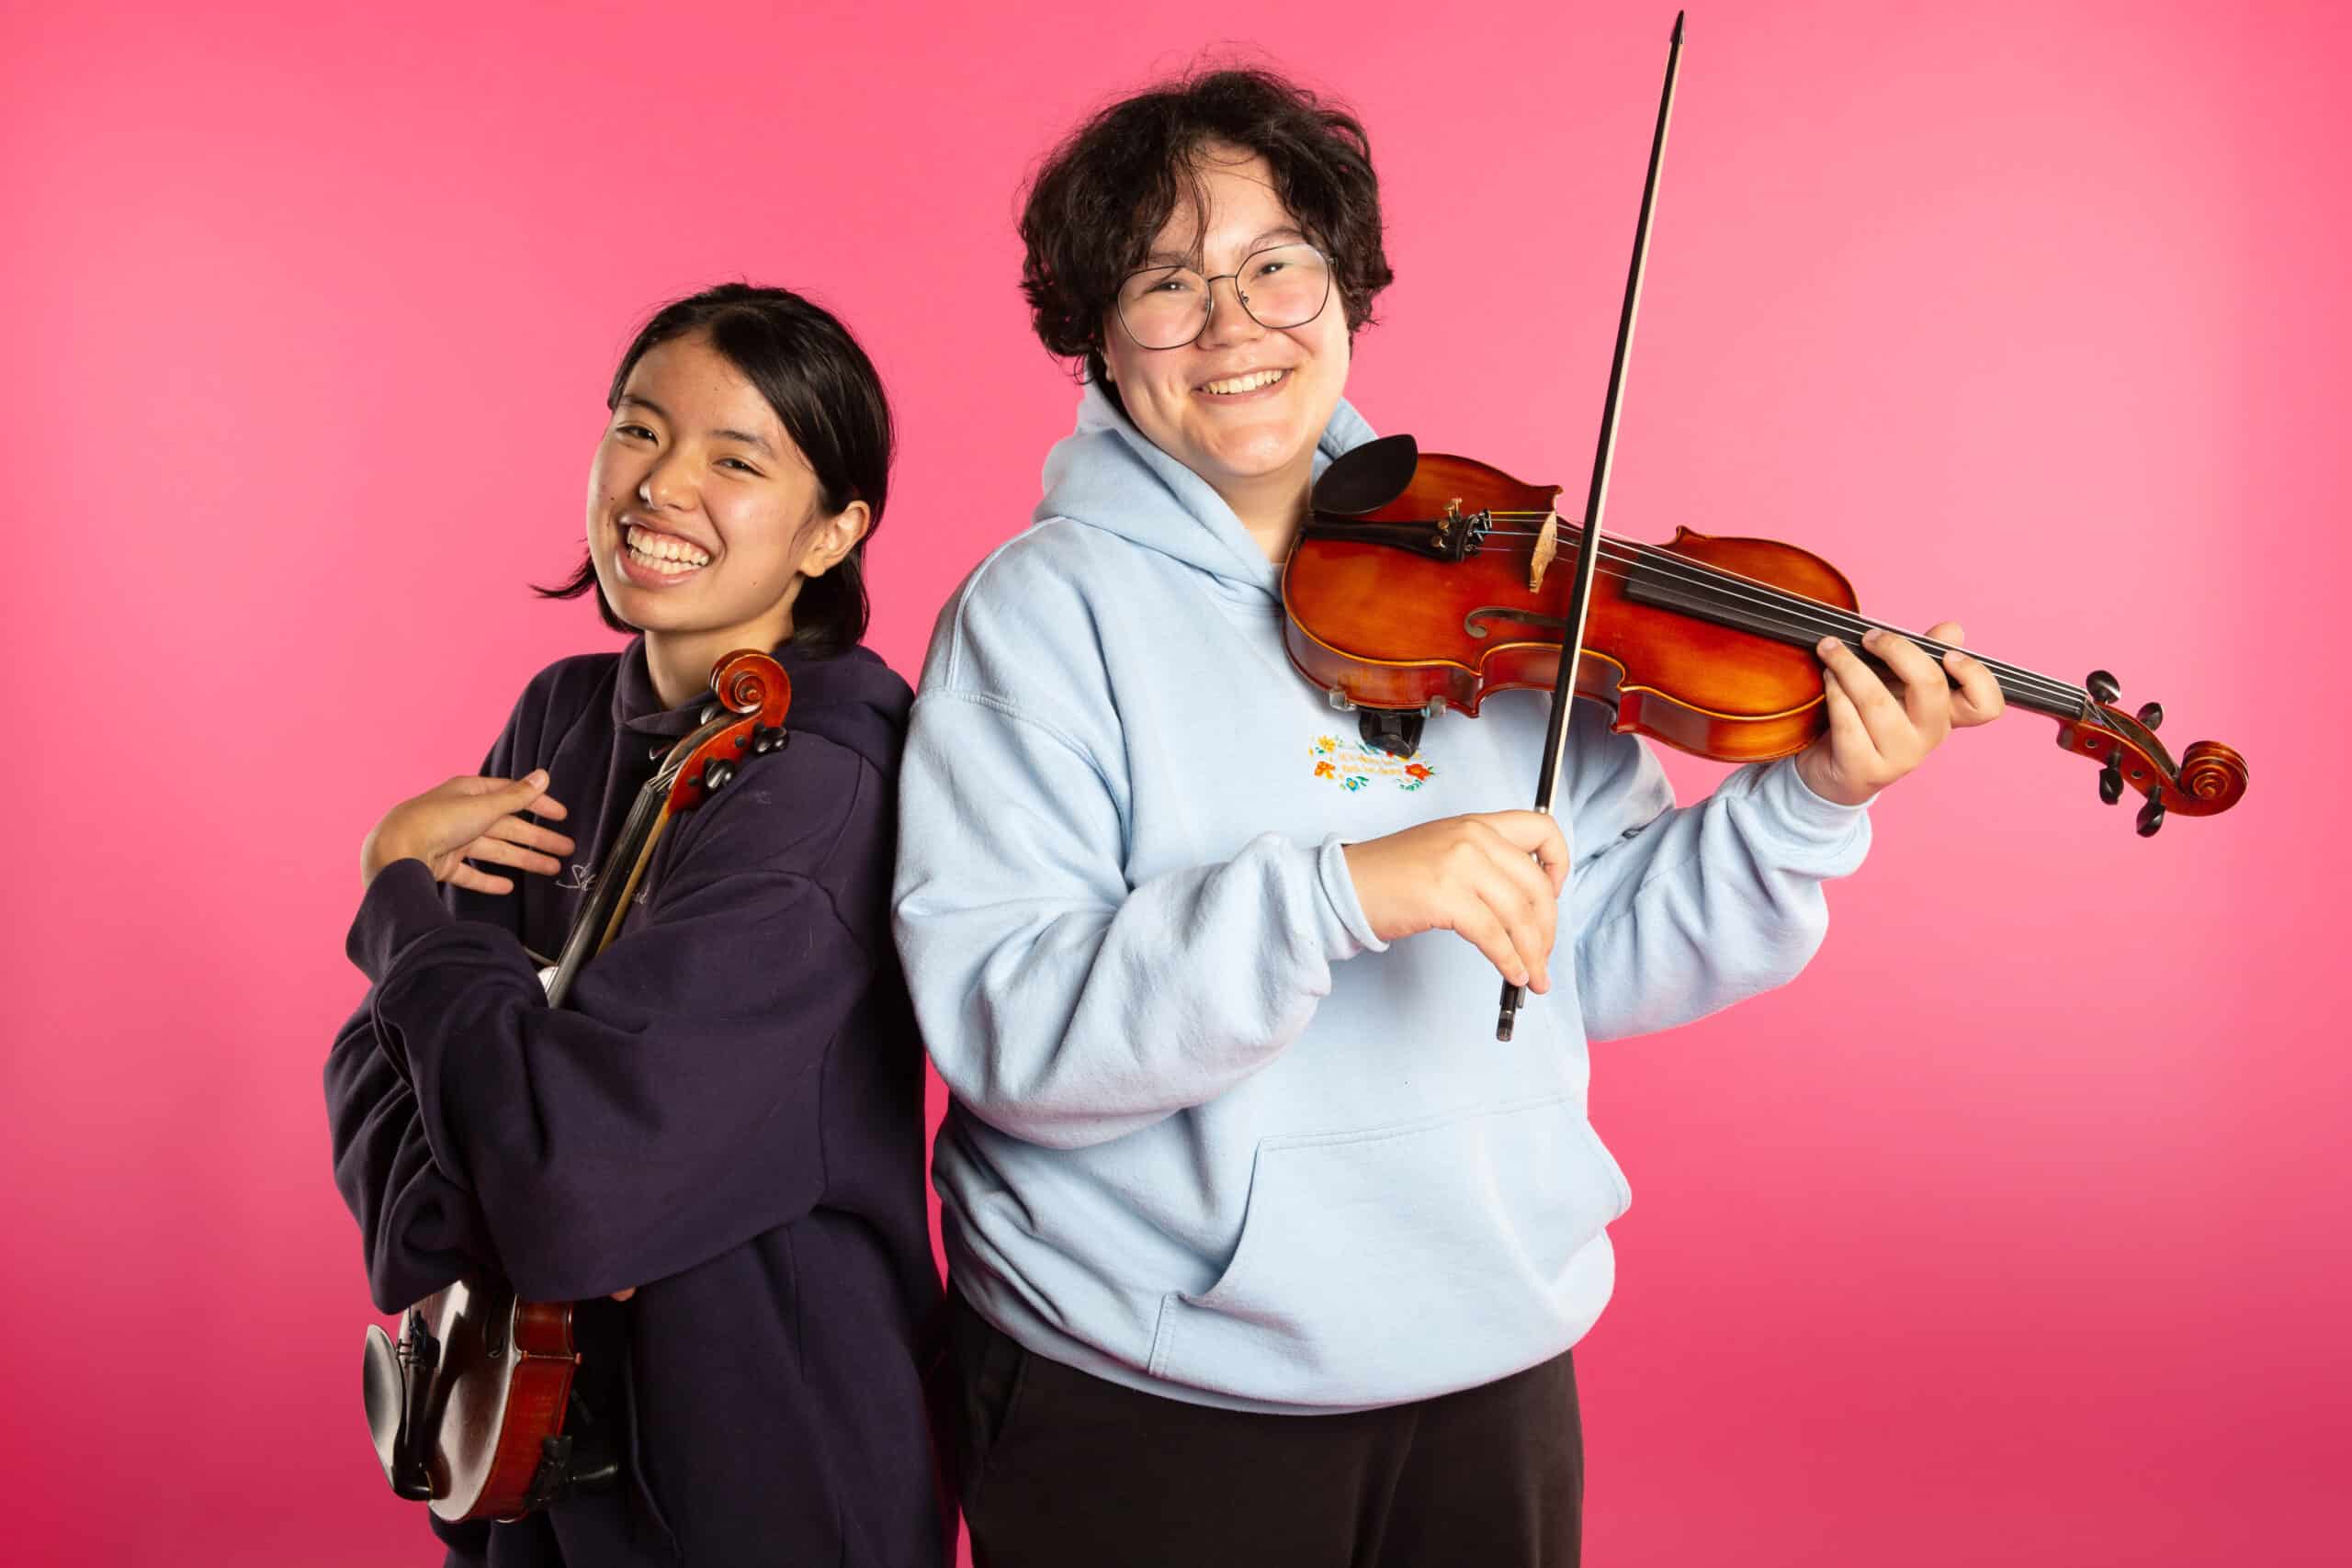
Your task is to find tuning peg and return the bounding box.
[2098,763,2124,805]
[2135,701,2164,731]
[2136,789,2165,837]
[2086,670,2120,705]
[701,759,735,793]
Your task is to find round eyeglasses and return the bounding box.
[1114,243,1334,351]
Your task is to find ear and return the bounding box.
[795,499,872,580]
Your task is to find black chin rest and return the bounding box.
[362,1325,404,1480]
[363,1321,438,1500]
[1312,434,1419,516]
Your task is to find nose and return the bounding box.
[637,448,696,511]
[1195,273,1268,351]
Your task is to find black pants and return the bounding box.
[946,1291,1583,1568]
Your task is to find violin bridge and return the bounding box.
[1527,510,1562,593]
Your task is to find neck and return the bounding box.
[1219,467,1315,563]
[645,600,796,710]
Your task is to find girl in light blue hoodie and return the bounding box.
[893,69,2004,1568]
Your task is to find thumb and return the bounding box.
[504,768,550,802]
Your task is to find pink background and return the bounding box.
[5,0,2345,1562]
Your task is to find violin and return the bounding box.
[360,648,792,1522]
[1284,434,2250,834]
[1278,14,2243,1041]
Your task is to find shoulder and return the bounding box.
[514,650,623,728]
[922,517,1135,702]
[479,649,623,773]
[661,727,900,944]
[672,728,888,883]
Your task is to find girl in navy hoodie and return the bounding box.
[327,284,944,1567]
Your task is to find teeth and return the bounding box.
[625,525,710,571]
[1204,368,1287,395]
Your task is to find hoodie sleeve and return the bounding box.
[325,697,551,1314]
[894,674,1380,1152]
[326,990,504,1312]
[340,741,887,1303]
[1560,703,1871,1042]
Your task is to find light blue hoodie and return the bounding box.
[892,383,1871,1412]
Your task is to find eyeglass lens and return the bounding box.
[1116,244,1331,349]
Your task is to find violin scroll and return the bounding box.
[665,649,793,811]
[2176,740,2251,807]
[2052,680,2246,836]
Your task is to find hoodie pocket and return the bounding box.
[1146,1093,1628,1406]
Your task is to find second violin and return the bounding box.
[1283,433,2247,838]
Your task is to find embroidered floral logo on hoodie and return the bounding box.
[1310,733,1438,793]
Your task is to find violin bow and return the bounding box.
[1499,11,1685,1043]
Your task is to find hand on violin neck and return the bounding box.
[1795,620,2006,807]
[1340,812,1572,993]
[361,771,577,896]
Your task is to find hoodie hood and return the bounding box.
[1035,378,1379,596]
[616,638,911,776]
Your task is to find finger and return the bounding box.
[1818,663,1877,784]
[1920,620,2001,727]
[447,773,525,797]
[1476,830,1562,952]
[610,1287,637,1303]
[503,769,554,807]
[464,836,565,878]
[1943,649,2005,727]
[1816,637,1910,760]
[446,770,553,807]
[462,775,568,821]
[447,864,515,896]
[1479,810,1573,894]
[487,816,577,857]
[1476,877,1552,993]
[1442,897,1531,989]
[1863,627,1953,742]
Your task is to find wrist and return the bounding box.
[1792,749,1867,809]
[360,828,420,888]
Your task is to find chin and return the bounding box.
[595,578,670,631]
[1205,434,1308,481]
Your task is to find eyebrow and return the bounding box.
[1141,225,1308,269]
[616,394,775,456]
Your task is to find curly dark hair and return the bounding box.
[537,282,894,657]
[1019,67,1396,405]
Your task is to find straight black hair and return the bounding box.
[537,283,894,656]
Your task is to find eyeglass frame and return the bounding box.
[1110,242,1336,352]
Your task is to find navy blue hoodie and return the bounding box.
[327,638,944,1566]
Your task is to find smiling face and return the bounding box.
[583,330,866,694]
[1099,144,1351,551]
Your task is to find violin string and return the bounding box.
[1440,532,2089,711]
[1495,553,2081,711]
[1424,514,2088,710]
[1599,557,2079,709]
